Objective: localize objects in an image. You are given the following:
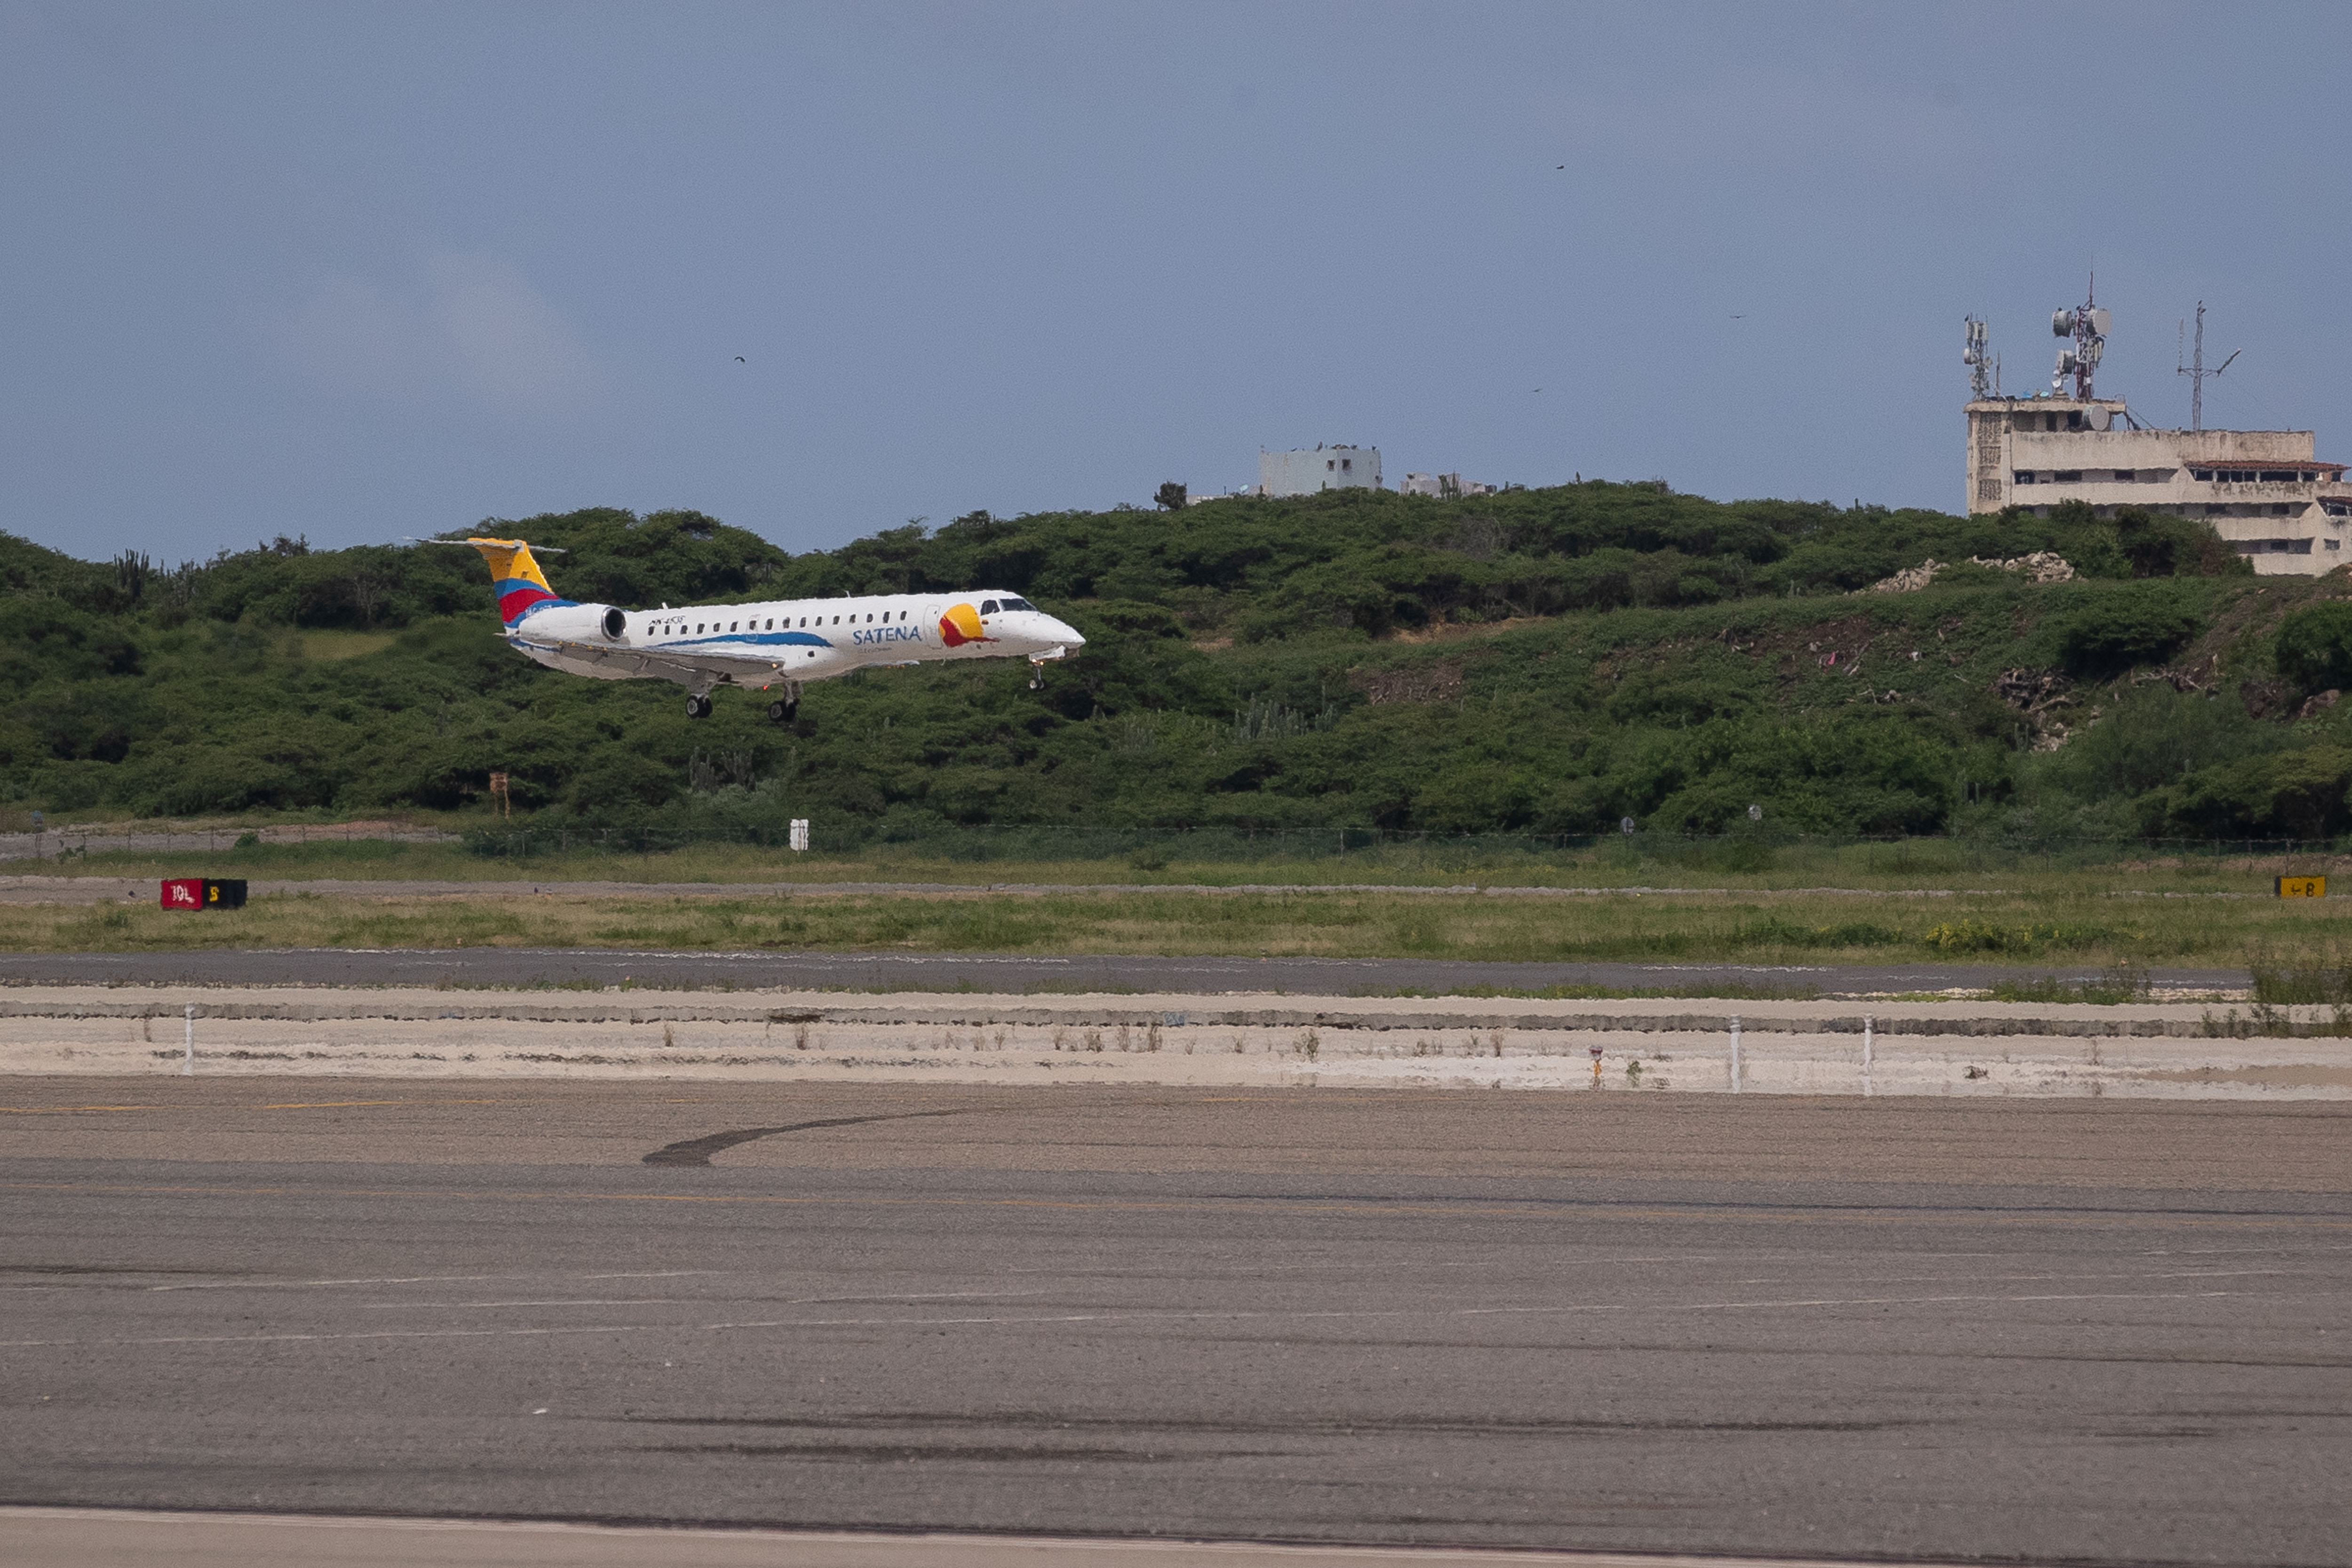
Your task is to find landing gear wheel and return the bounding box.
[766,699,798,724]
[685,693,713,719]
[1028,667,1043,691]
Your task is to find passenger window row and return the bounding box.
[668,608,925,635]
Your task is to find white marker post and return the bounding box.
[1729,1014,1742,1094]
[1862,1014,1874,1096]
[182,1004,194,1076]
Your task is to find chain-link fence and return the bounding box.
[8,813,2343,873]
[0,823,461,865]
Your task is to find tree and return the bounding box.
[2275,600,2352,693]
[1154,482,1187,512]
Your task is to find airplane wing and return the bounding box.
[514,636,792,687]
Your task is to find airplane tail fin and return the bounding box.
[463,538,563,625]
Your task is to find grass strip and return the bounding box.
[6,885,2345,969]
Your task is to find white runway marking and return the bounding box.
[0,1287,2261,1351]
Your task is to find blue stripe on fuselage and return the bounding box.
[657,630,837,651]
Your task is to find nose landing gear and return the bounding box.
[1026,645,1070,692]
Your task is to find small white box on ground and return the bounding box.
[788,819,810,852]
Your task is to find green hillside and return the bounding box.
[5,484,2349,843]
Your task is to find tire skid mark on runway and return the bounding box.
[644,1109,976,1167]
[5,1177,2349,1235]
[0,1285,2270,1351]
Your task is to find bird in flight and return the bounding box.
[735,356,746,362]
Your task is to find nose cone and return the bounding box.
[1047,616,1084,647]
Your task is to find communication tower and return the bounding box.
[2175,301,2239,434]
[2050,275,2109,399]
[1963,316,1992,399]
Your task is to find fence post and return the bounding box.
[182,1005,194,1076]
[1729,1015,1742,1094]
[1862,1013,1873,1096]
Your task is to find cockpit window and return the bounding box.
[1001,597,1033,611]
[980,599,1000,615]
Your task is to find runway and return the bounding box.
[4,1081,2346,1564]
[0,946,2251,996]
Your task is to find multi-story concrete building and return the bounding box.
[1966,396,2352,573]
[1260,445,1380,497]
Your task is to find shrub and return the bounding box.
[2056,594,2203,676]
[2153,744,2352,839]
[2275,601,2352,693]
[2035,682,2284,800]
[2112,507,2249,580]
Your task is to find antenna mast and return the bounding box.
[1963,316,1992,399]
[2050,273,2109,399]
[2175,301,2239,433]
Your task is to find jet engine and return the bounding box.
[513,603,629,645]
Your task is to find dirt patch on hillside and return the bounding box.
[1350,661,1468,705]
[1389,616,1539,645]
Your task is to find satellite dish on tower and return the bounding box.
[2084,406,2112,431]
[2051,276,2109,398]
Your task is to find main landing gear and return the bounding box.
[685,693,714,720]
[766,698,799,724]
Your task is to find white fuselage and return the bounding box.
[505,590,1085,695]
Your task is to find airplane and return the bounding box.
[433,536,1086,723]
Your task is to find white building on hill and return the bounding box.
[1260,445,1380,497]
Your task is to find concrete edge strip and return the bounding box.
[0,998,2254,1037]
[0,1506,1986,1568]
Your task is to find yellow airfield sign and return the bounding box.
[2276,876,2327,899]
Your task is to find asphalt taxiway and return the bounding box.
[3,1080,2345,1564]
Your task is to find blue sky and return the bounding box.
[4,1,2347,563]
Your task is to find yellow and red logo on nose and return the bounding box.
[938,602,994,647]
